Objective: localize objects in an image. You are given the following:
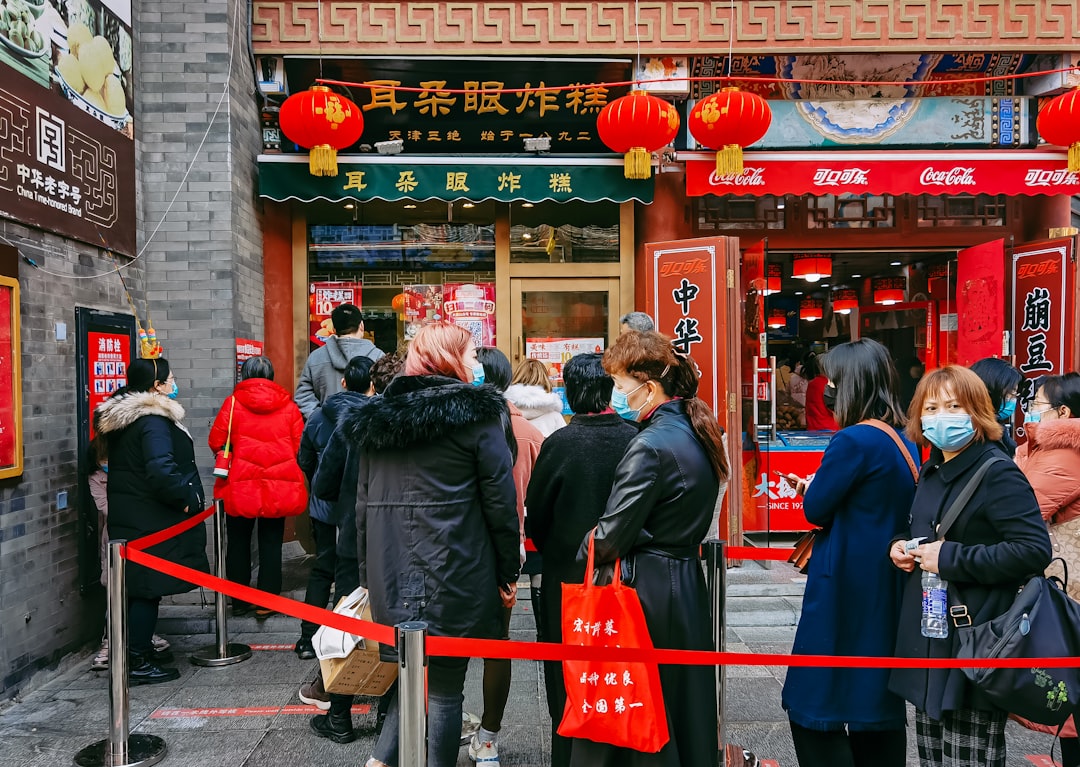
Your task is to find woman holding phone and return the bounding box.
[781,339,919,767]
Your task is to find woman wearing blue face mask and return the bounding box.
[969,357,1023,457]
[889,365,1050,767]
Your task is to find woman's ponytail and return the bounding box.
[669,353,729,483]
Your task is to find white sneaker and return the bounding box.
[468,733,500,766]
[151,634,170,652]
[460,711,481,745]
[90,640,109,670]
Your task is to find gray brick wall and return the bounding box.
[0,0,264,698]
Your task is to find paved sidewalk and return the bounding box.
[0,550,1064,767]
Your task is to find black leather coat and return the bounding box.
[572,399,720,767]
[341,375,520,645]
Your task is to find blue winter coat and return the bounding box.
[781,422,919,732]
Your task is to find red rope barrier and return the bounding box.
[127,505,216,551]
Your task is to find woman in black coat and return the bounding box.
[96,357,207,686]
[890,365,1051,767]
[524,352,638,767]
[340,323,520,767]
[571,331,729,767]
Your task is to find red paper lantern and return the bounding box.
[596,91,681,179]
[872,277,906,306]
[1037,87,1080,172]
[799,297,823,322]
[767,307,787,328]
[687,87,772,177]
[792,254,832,283]
[279,85,365,177]
[831,288,859,314]
[762,263,782,296]
[391,293,407,314]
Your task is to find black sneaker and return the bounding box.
[128,653,180,686]
[294,637,316,660]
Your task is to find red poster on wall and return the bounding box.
[1011,237,1076,399]
[309,282,363,346]
[0,281,17,474]
[236,338,265,383]
[443,283,496,347]
[645,238,727,415]
[956,239,1006,365]
[88,331,133,438]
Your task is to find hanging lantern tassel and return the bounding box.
[716,144,744,177]
[1071,141,1080,173]
[623,147,652,180]
[309,144,339,177]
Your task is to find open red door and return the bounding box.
[955,239,1007,366]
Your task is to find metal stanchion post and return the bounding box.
[74,541,167,767]
[398,622,428,767]
[192,500,252,667]
[704,539,758,767]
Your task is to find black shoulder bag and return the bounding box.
[940,455,1080,726]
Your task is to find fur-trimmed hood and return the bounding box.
[96,390,186,434]
[505,383,564,420]
[342,374,509,451]
[1028,417,1080,453]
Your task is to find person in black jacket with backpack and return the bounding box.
[889,365,1051,767]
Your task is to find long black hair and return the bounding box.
[969,357,1022,415]
[119,358,171,394]
[819,339,906,429]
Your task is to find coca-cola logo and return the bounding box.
[709,167,765,186]
[919,167,976,186]
[812,168,870,186]
[1024,169,1080,187]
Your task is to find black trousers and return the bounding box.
[790,721,906,767]
[128,596,161,656]
[301,518,338,640]
[225,515,285,607]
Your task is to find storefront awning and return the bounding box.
[682,150,1078,197]
[258,155,653,204]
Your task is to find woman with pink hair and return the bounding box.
[338,323,521,767]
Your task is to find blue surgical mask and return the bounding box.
[470,363,486,387]
[997,398,1016,422]
[1024,409,1043,424]
[921,413,976,452]
[612,382,647,421]
[167,381,179,399]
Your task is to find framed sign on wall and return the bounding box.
[0,275,22,479]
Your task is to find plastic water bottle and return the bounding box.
[921,571,949,639]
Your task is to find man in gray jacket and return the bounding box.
[295,303,385,418]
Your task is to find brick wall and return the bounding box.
[0,0,264,698]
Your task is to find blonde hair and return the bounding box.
[403,323,473,382]
[512,358,552,392]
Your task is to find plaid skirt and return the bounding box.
[914,707,1007,767]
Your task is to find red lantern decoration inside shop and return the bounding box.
[792,254,833,283]
[687,87,772,177]
[761,263,782,296]
[278,85,365,177]
[767,308,787,328]
[872,277,906,306]
[596,91,681,180]
[831,288,859,315]
[391,293,407,316]
[799,297,824,322]
[1037,87,1080,172]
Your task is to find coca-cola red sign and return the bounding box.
[686,151,1079,198]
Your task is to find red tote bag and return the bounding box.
[557,534,670,753]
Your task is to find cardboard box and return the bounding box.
[319,602,398,696]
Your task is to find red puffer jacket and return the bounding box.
[208,378,307,518]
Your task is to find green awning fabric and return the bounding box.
[258,156,653,204]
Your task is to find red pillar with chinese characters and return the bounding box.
[263,201,295,392]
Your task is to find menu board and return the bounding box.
[87,329,129,437]
[0,277,21,477]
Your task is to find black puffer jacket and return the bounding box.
[96,391,208,599]
[342,375,520,644]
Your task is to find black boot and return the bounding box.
[310,697,355,744]
[294,636,316,660]
[128,651,180,686]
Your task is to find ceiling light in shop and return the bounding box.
[890,260,902,267]
[872,276,907,306]
[403,203,417,209]
[792,253,832,283]
[522,233,533,240]
[799,297,824,322]
[851,273,862,278]
[521,202,535,208]
[794,290,804,296]
[344,203,355,210]
[462,202,475,209]
[832,289,859,314]
[762,264,782,296]
[767,308,787,329]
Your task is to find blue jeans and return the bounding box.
[372,656,469,767]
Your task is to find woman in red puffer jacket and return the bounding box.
[209,356,307,616]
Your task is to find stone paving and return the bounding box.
[0,552,1065,767]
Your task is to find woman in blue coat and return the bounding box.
[781,339,918,767]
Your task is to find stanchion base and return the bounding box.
[74,734,167,767]
[725,743,759,767]
[189,643,253,667]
